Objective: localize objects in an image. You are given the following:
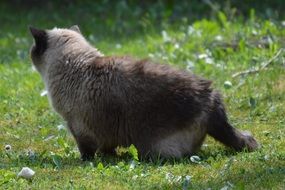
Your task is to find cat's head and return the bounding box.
[29,25,85,74]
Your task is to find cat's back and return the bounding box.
[88,56,213,107]
[91,55,212,91]
[89,56,214,127]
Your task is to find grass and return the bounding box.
[0,1,285,189]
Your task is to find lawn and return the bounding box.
[0,1,284,189]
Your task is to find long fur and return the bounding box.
[30,26,259,160]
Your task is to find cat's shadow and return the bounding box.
[2,148,248,170]
[59,148,241,168]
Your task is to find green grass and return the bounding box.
[1,1,285,189]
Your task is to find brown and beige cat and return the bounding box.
[29,25,259,160]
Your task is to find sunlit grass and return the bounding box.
[1,2,285,189]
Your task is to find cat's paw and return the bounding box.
[80,153,94,161]
[240,131,260,151]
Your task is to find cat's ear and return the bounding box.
[70,25,81,34]
[29,26,48,55]
[29,26,46,42]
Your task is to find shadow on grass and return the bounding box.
[1,145,250,170]
[2,149,283,189]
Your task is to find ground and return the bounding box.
[0,1,284,189]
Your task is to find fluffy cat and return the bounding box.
[29,25,259,160]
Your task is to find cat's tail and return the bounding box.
[206,91,259,151]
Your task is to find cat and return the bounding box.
[29,25,259,160]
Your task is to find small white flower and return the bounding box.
[162,56,168,60]
[17,167,35,179]
[174,43,180,49]
[165,172,174,181]
[224,81,233,89]
[129,160,136,170]
[205,57,214,64]
[190,155,201,164]
[31,65,37,72]
[215,35,223,41]
[116,44,122,49]
[198,53,208,59]
[251,30,258,35]
[89,162,94,167]
[5,144,12,151]
[57,124,65,130]
[40,90,48,97]
[188,26,201,37]
[264,155,270,161]
[216,63,222,68]
[132,175,138,180]
[162,30,171,42]
[186,61,195,71]
[188,26,195,35]
[202,144,209,147]
[185,175,191,181]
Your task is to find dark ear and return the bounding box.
[29,26,48,55]
[70,25,81,34]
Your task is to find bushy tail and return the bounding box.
[206,91,259,151]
